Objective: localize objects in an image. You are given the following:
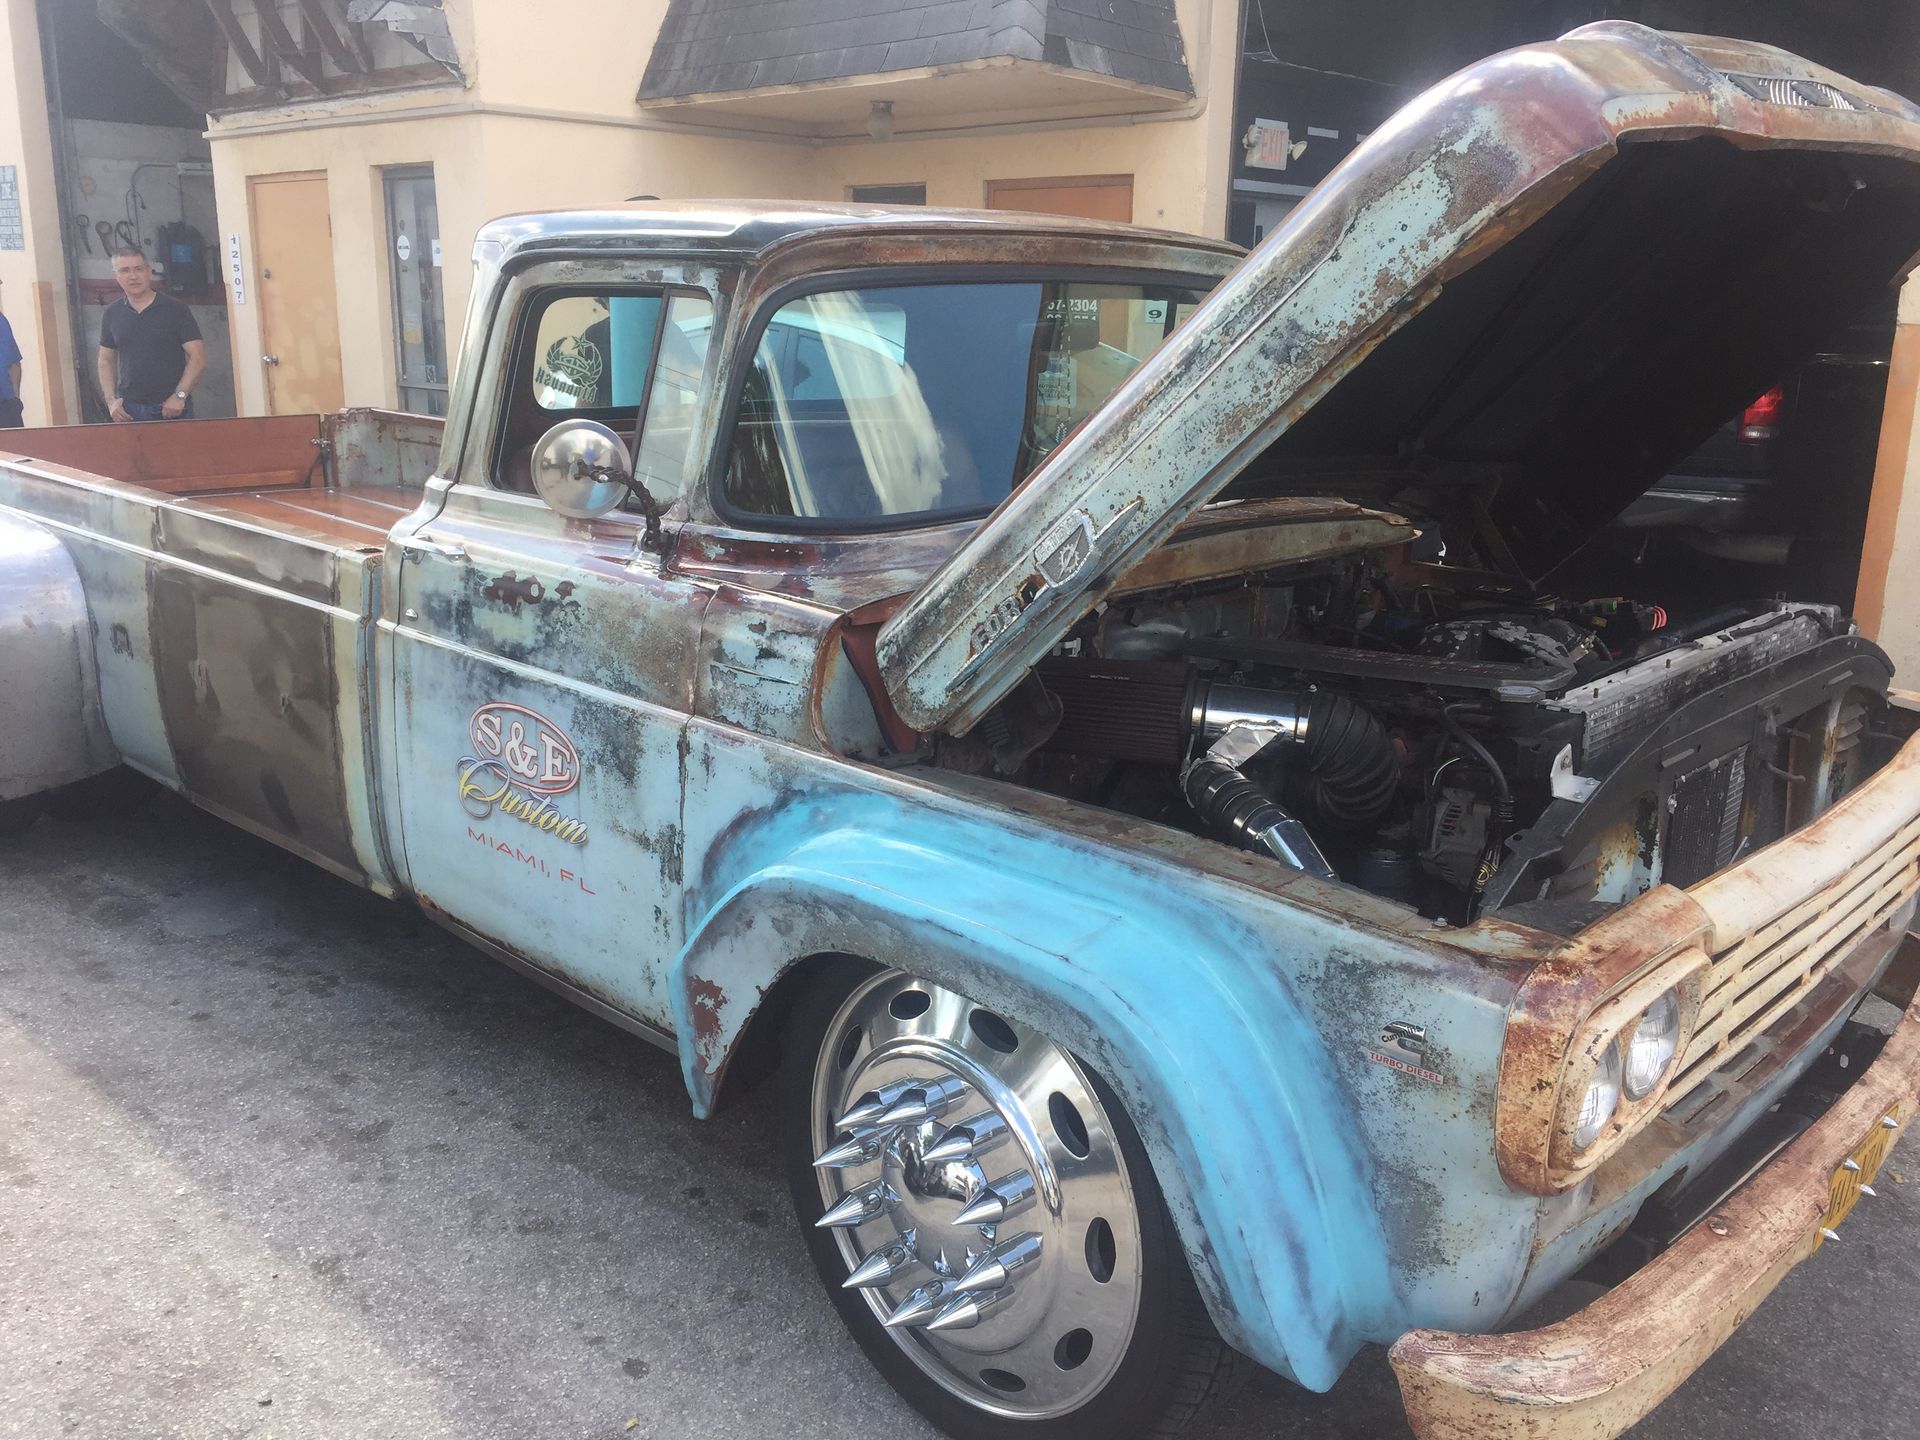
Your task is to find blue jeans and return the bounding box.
[124,398,193,421]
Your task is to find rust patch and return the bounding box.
[482,571,547,614]
[688,975,728,1045]
[108,622,133,657]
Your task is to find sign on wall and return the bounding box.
[0,166,23,251]
[227,232,245,305]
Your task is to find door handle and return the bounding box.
[404,536,468,562]
[262,354,280,365]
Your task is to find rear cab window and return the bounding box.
[496,288,714,502]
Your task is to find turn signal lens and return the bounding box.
[1574,1043,1623,1151]
[1624,991,1683,1100]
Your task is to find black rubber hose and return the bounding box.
[1283,694,1400,832]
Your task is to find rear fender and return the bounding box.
[0,511,117,800]
[670,794,1406,1389]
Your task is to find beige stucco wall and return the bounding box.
[816,0,1236,236]
[205,0,1234,418]
[0,0,78,425]
[1857,274,1920,683]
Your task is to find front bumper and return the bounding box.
[1389,998,1920,1440]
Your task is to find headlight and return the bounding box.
[1623,991,1682,1099]
[1573,1042,1623,1151]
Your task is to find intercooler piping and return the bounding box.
[1181,685,1399,878]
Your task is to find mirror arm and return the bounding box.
[574,461,667,552]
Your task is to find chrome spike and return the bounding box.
[813,1127,891,1170]
[836,1079,925,1132]
[921,1109,1011,1167]
[1860,1185,1879,1198]
[882,1280,951,1329]
[816,1179,898,1230]
[1882,1115,1901,1131]
[954,1169,1038,1229]
[1820,1227,1842,1243]
[953,1232,1044,1295]
[878,1075,973,1129]
[843,1242,914,1291]
[925,1285,1016,1334]
[1842,1159,1863,1174]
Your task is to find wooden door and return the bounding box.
[985,175,1134,223]
[249,173,344,415]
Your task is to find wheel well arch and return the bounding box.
[699,950,875,1112]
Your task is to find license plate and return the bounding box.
[1815,1102,1908,1249]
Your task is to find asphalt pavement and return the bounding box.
[2,791,1916,1439]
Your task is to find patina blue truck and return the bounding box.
[6,23,1920,1440]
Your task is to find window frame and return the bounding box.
[705,263,1218,536]
[489,282,715,501]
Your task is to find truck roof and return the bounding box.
[474,199,1247,267]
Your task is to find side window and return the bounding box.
[498,288,713,498]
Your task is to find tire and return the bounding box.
[780,960,1245,1440]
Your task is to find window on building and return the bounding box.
[384,167,448,416]
[849,183,927,205]
[496,288,713,502]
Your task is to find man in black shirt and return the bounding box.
[97,246,205,422]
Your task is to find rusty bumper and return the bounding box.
[1389,998,1920,1440]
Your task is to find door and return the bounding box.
[249,173,344,414]
[985,175,1133,223]
[384,167,449,416]
[388,278,719,1033]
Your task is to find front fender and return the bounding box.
[0,509,116,800]
[669,789,1407,1390]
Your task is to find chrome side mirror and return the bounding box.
[530,419,632,520]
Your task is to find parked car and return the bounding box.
[1566,296,1897,610]
[6,22,1920,1440]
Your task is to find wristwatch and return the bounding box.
[173,390,189,400]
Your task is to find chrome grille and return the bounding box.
[1666,812,1920,1104]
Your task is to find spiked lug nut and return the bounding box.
[1820,1227,1842,1243]
[922,1109,1012,1166]
[816,1179,899,1230]
[837,1079,927,1132]
[813,1127,890,1170]
[878,1075,973,1128]
[1861,1185,1879,1198]
[925,1284,1017,1334]
[882,1280,952,1329]
[953,1168,1038,1228]
[953,1232,1044,1295]
[1883,1115,1901,1131]
[843,1242,915,1291]
[1843,1159,1863,1173]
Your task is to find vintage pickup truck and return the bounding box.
[6,22,1920,1440]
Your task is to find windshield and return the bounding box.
[723,279,1209,524]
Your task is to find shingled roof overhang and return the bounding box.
[638,0,1193,137]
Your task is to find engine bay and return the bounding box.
[942,555,1897,928]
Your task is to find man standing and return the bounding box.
[0,279,22,428]
[97,246,204,422]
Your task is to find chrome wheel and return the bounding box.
[808,970,1145,1420]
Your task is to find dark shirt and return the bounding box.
[0,311,20,402]
[100,293,200,404]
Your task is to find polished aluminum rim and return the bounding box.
[810,971,1144,1419]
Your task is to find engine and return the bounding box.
[946,559,1895,928]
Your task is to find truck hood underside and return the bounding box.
[875,22,1920,737]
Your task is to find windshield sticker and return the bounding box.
[457,702,589,845]
[534,334,604,407]
[1036,356,1077,412]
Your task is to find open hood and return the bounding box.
[875,22,1920,737]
